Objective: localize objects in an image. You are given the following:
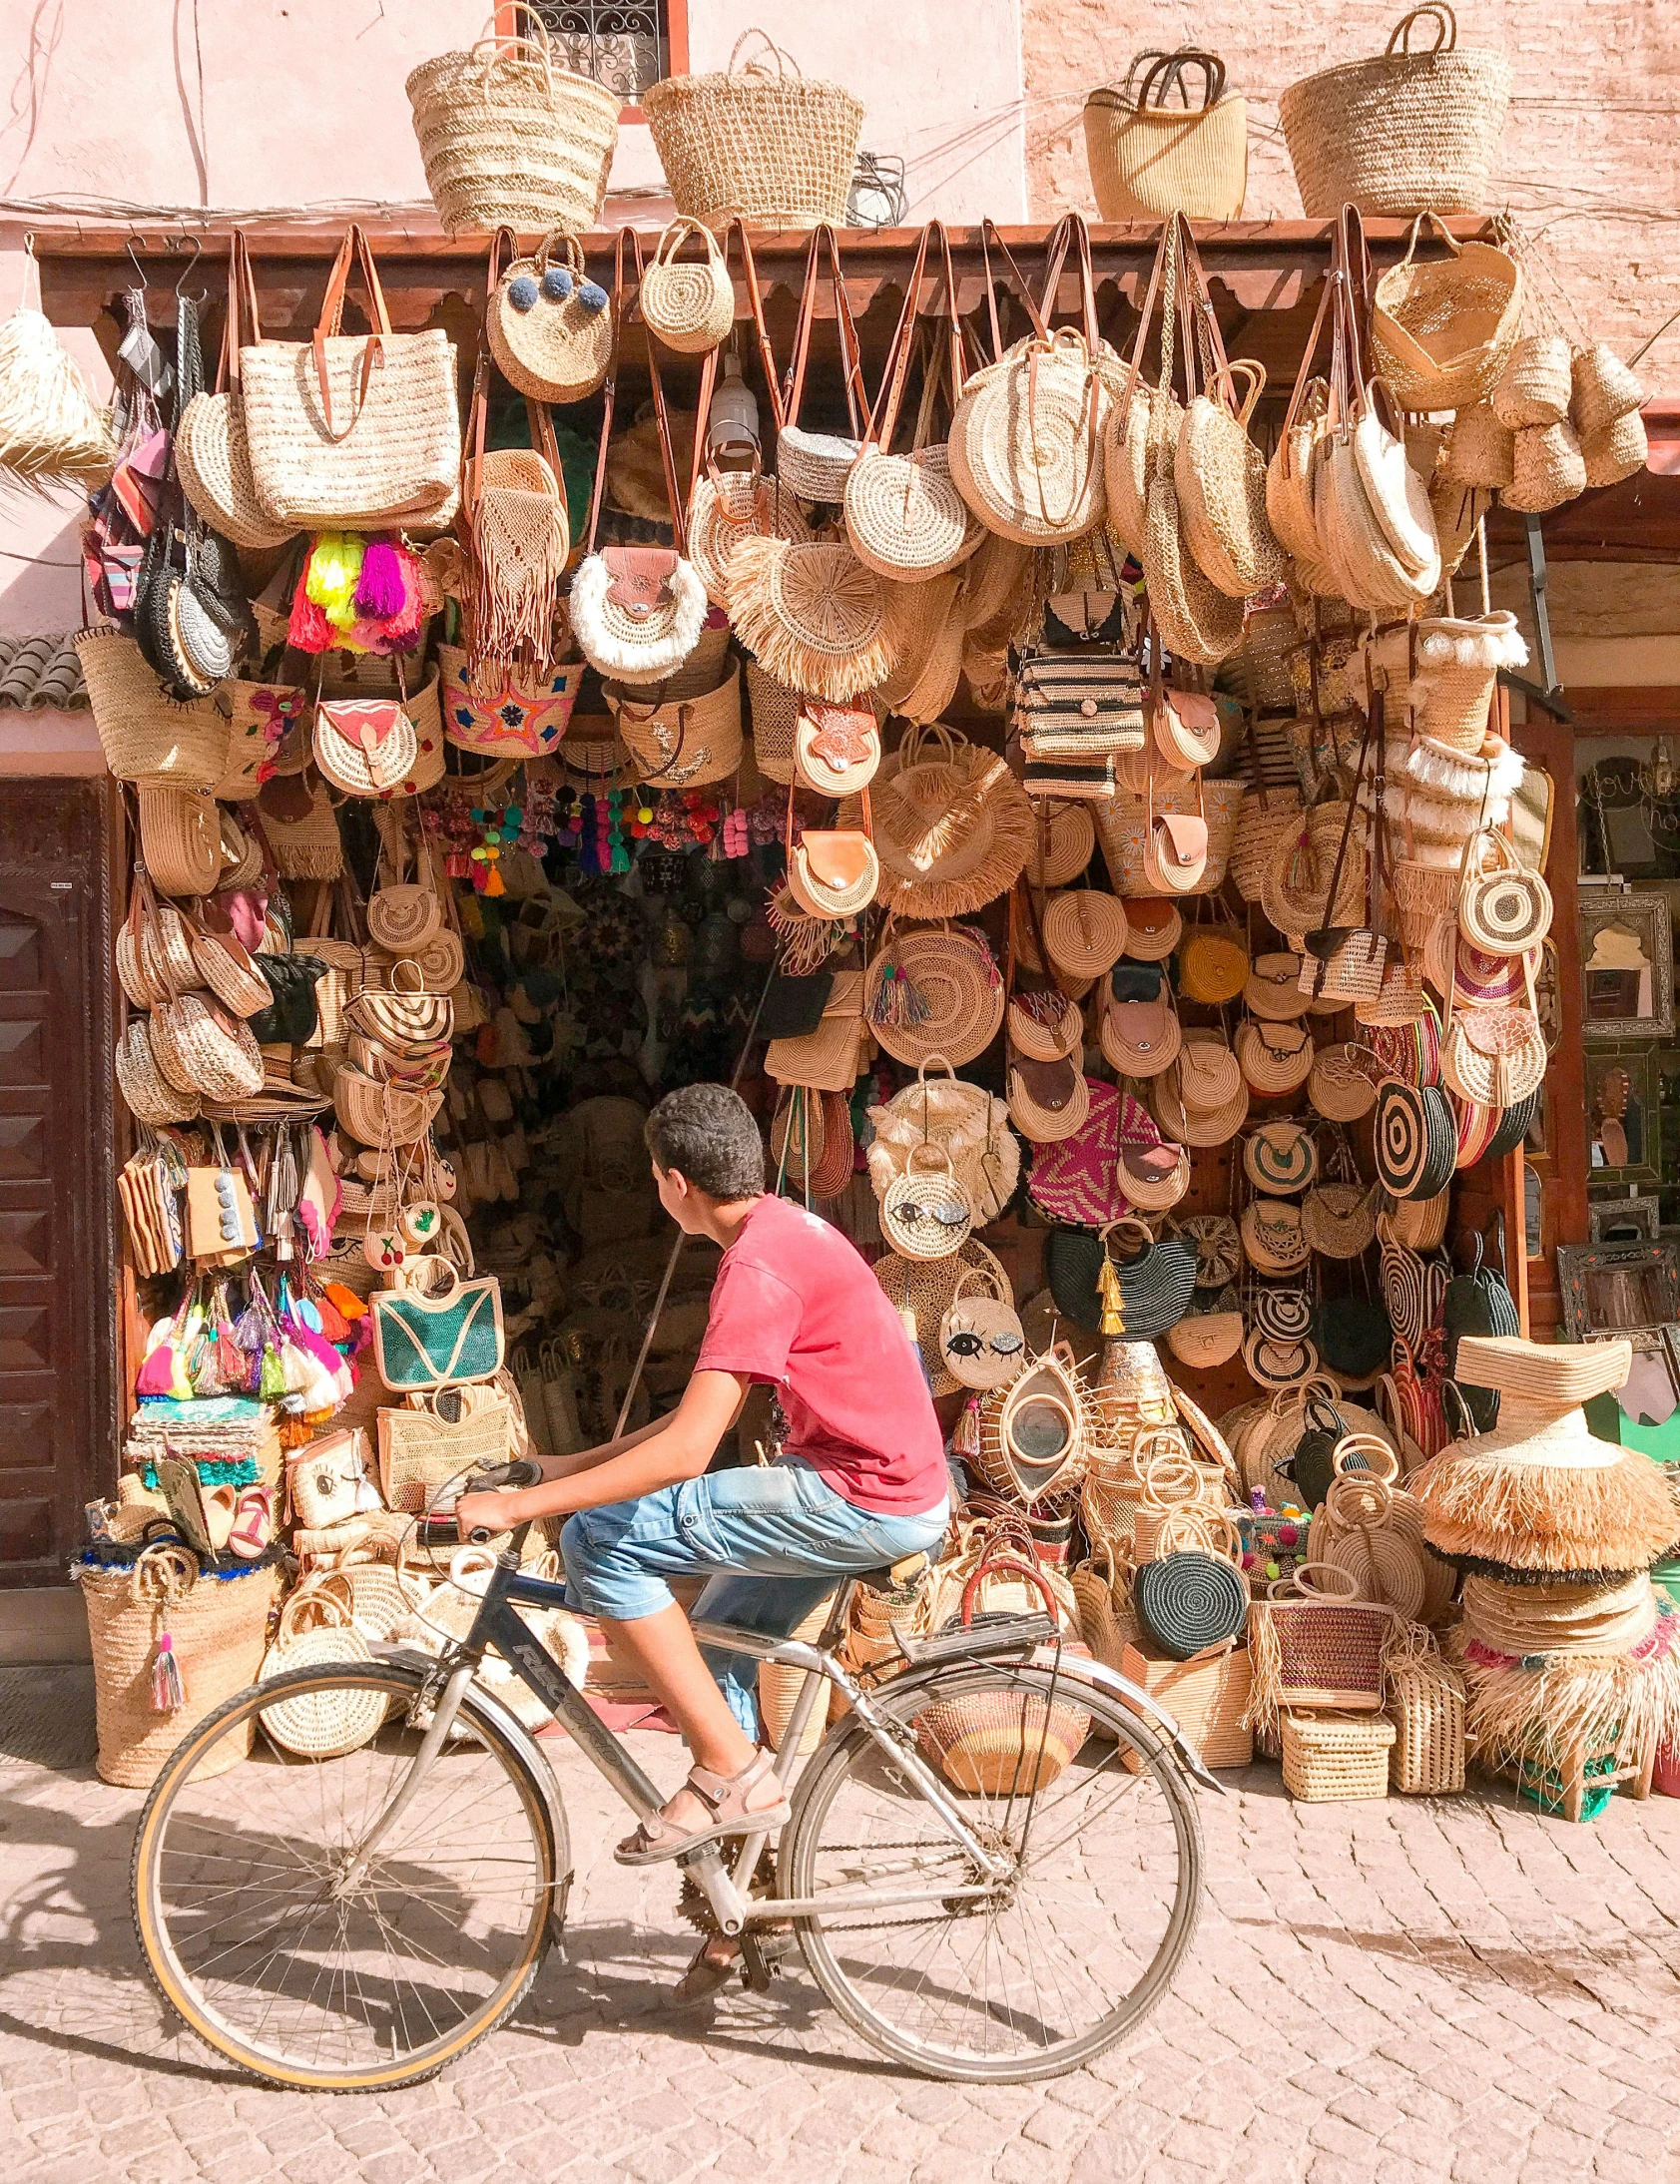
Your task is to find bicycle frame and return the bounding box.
[365,1545,1221,1943]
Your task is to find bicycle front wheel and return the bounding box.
[132,1660,563,2092]
[781,1661,1203,2083]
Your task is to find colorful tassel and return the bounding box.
[286,563,333,653]
[306,532,366,632]
[353,536,406,620]
[1098,1260,1125,1339]
[151,1631,185,1713]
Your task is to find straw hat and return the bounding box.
[1244,951,1310,1021]
[1410,1337,1680,1577]
[843,725,1034,919]
[1123,897,1182,962]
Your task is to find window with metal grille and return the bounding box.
[529,3,671,101]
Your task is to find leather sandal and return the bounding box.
[614,1749,793,1868]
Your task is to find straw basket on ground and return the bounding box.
[78,1547,279,1788]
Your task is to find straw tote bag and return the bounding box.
[1083,50,1248,223]
[1173,228,1284,598]
[775,224,870,501]
[241,225,460,530]
[570,237,708,685]
[844,223,983,583]
[948,217,1112,547]
[1371,212,1523,414]
[1139,220,1243,666]
[175,233,293,551]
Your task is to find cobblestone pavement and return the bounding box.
[3,1665,1679,2184]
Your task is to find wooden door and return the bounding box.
[0,779,119,1585]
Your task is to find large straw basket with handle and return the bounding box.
[1279,7,1513,219]
[405,9,620,239]
[1083,50,1248,223]
[642,32,863,232]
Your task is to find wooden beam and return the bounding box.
[1564,688,1680,733]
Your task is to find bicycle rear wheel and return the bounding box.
[132,1661,563,2091]
[781,1662,1202,2082]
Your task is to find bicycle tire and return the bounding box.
[780,1661,1203,2083]
[132,1659,564,2092]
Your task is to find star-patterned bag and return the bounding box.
[794,701,880,797]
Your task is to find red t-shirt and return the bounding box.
[694,1195,948,1515]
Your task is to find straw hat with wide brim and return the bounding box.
[841,724,1034,919]
[1410,1384,1680,1578]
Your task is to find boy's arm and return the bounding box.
[455,1369,750,1537]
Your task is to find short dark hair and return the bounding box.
[645,1083,765,1202]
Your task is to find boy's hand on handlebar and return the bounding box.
[453,1459,544,1542]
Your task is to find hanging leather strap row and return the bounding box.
[782,222,869,440]
[583,230,687,558]
[311,223,394,442]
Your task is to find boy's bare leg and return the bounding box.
[597,1603,785,1833]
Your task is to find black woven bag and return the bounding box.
[1442,1230,1520,1431]
[1134,1550,1249,1661]
[1376,1079,1456,1200]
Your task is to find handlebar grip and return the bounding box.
[465,1458,544,1491]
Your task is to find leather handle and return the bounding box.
[783,222,869,438]
[310,224,393,442]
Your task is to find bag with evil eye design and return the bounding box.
[938,1268,1026,1390]
[880,1144,973,1262]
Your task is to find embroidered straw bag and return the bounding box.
[174,233,294,551]
[240,226,459,530]
[406,11,616,235]
[880,1143,973,1263]
[609,664,743,790]
[641,31,863,232]
[1083,50,1247,223]
[844,226,983,583]
[1278,5,1513,218]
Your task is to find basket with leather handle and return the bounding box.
[609,664,743,790]
[1083,49,1247,223]
[174,231,295,551]
[913,1551,1093,1795]
[775,222,870,501]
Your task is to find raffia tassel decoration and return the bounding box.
[468,452,570,667]
[1446,1599,1680,1779]
[725,534,895,705]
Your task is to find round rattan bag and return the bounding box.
[1457,827,1551,956]
[487,232,612,402]
[1241,1198,1310,1275]
[938,1268,1027,1391]
[639,218,736,353]
[1244,1120,1319,1196]
[876,1237,1011,1397]
[1303,1180,1379,1259]
[864,922,1004,1069]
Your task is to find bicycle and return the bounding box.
[132,1461,1220,2091]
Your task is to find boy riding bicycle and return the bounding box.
[455,1083,949,1896]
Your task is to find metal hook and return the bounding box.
[125,238,150,288]
[173,234,206,299]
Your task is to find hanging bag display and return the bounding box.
[570,234,709,684]
[175,231,294,552]
[370,1260,506,1391]
[775,223,870,501]
[240,224,460,530]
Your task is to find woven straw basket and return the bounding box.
[1281,1709,1396,1801]
[1371,218,1523,414]
[1083,52,1247,223]
[759,1597,834,1757]
[405,13,620,238]
[77,627,229,787]
[1278,6,1513,219]
[79,1550,279,1788]
[608,665,743,789]
[1096,777,1243,898]
[643,33,864,231]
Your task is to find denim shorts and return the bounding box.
[559,1456,948,1736]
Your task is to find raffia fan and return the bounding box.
[841,725,1035,919]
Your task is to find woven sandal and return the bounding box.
[614,1748,793,1868]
